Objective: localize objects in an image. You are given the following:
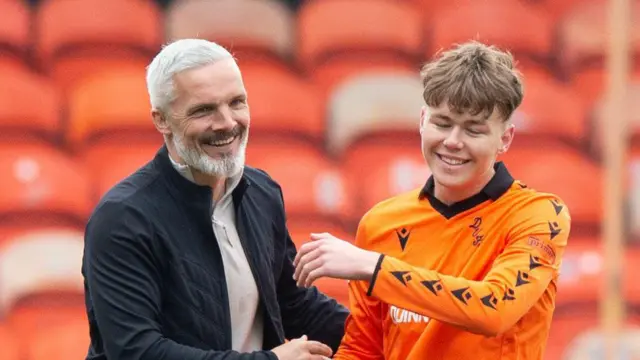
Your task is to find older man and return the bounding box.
[82,39,348,360]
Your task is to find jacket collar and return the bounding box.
[152,145,250,211]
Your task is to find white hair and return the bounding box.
[146,38,234,111]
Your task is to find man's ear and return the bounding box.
[151,109,172,136]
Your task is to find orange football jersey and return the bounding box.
[334,162,570,360]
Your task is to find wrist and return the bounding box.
[358,251,382,281]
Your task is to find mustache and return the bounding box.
[200,125,244,143]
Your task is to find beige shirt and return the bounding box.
[169,156,264,352]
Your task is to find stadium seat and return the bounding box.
[25,315,89,360]
[166,0,295,62]
[297,0,422,69]
[287,216,353,307]
[499,140,602,227]
[66,67,156,147]
[240,63,325,142]
[428,0,553,63]
[0,65,61,143]
[0,143,92,227]
[245,139,351,221]
[0,324,19,360]
[83,141,161,200]
[557,0,640,75]
[0,229,84,313]
[545,306,640,360]
[326,72,424,155]
[34,0,162,90]
[0,0,30,69]
[342,138,430,220]
[309,55,416,99]
[511,72,587,144]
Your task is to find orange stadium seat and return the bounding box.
[428,0,553,63]
[0,228,85,313]
[499,140,602,227]
[240,63,325,142]
[571,68,640,107]
[246,139,351,221]
[0,66,61,143]
[0,324,19,360]
[342,138,430,220]
[552,239,640,307]
[545,306,640,360]
[66,67,156,147]
[557,0,640,75]
[25,315,89,360]
[297,0,423,69]
[287,218,354,307]
[166,0,295,63]
[326,72,424,155]
[83,141,162,201]
[0,143,92,227]
[0,0,30,69]
[34,0,162,90]
[511,72,587,143]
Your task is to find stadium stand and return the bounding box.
[0,0,637,358]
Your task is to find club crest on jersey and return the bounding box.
[469,217,484,247]
[389,305,430,325]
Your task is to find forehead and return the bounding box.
[173,59,246,104]
[427,102,502,124]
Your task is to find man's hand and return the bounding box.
[270,335,333,360]
[293,232,381,288]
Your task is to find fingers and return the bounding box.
[293,240,322,267]
[293,247,322,285]
[296,256,324,287]
[305,340,333,358]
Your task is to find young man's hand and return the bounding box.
[270,335,332,360]
[293,233,381,287]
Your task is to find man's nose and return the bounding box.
[442,127,464,149]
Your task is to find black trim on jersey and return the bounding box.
[419,162,514,219]
[367,254,386,296]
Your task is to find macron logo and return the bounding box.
[389,305,430,324]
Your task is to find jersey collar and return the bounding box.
[419,161,514,219]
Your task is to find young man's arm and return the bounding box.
[334,221,385,360]
[366,197,570,336]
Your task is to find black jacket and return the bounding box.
[82,145,349,360]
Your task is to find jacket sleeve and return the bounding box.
[84,200,277,360]
[273,193,349,353]
[366,197,570,337]
[333,220,385,360]
[276,230,349,352]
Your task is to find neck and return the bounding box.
[166,142,227,202]
[434,167,495,205]
[192,170,227,202]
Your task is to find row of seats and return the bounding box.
[1,0,637,100]
[0,138,633,233]
[3,60,638,160]
[0,226,636,359]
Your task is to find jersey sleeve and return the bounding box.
[366,196,570,336]
[334,219,385,360]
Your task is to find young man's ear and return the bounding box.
[499,122,516,154]
[419,106,429,133]
[151,109,172,136]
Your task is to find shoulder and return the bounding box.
[355,188,422,242]
[242,166,287,213]
[500,182,571,245]
[503,181,571,222]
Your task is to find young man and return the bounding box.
[293,41,570,359]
